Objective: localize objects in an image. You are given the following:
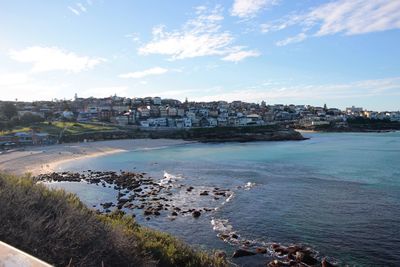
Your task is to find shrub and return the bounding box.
[0,173,226,267]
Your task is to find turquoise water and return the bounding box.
[53,132,400,266]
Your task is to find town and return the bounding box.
[1,94,399,148]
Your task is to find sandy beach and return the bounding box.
[0,139,192,176]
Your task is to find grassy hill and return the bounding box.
[0,173,226,267]
[0,122,120,136]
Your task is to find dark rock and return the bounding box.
[267,260,292,267]
[295,251,318,266]
[218,234,229,240]
[144,209,153,216]
[102,202,113,209]
[117,198,129,205]
[255,247,267,254]
[231,233,238,239]
[200,191,209,196]
[271,243,280,250]
[186,186,194,192]
[192,210,201,218]
[171,211,178,216]
[322,258,335,267]
[232,249,256,258]
[286,245,302,255]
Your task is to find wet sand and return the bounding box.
[0,139,192,176]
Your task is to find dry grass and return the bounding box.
[0,173,227,267]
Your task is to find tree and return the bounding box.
[19,113,44,125]
[0,102,18,120]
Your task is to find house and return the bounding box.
[112,105,129,113]
[152,97,162,105]
[346,106,363,115]
[217,117,228,127]
[14,132,33,145]
[138,106,150,118]
[199,117,210,127]
[18,110,45,119]
[98,108,112,122]
[246,114,263,125]
[183,118,192,128]
[167,107,178,117]
[198,108,209,117]
[207,117,218,127]
[159,106,168,117]
[62,111,75,120]
[177,108,185,117]
[32,133,51,145]
[115,115,129,126]
[140,120,149,127]
[150,117,167,127]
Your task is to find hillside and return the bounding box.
[0,173,226,267]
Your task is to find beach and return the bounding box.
[0,139,192,176]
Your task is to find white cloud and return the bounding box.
[0,73,68,101]
[68,6,80,16]
[310,0,400,36]
[264,0,400,45]
[125,32,141,43]
[276,33,307,46]
[0,73,29,86]
[79,86,129,98]
[119,67,169,79]
[222,49,260,62]
[68,2,89,16]
[9,46,105,73]
[139,6,258,61]
[193,77,400,103]
[231,0,278,18]
[77,3,87,13]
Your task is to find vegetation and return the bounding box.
[0,121,120,137]
[346,117,400,131]
[0,102,18,120]
[0,173,227,267]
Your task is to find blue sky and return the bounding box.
[0,0,399,110]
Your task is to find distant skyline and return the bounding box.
[0,0,399,111]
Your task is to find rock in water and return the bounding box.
[255,247,267,254]
[267,260,293,267]
[232,249,256,258]
[192,210,201,218]
[322,258,335,267]
[295,251,318,265]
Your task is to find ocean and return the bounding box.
[48,132,400,266]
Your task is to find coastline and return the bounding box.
[0,139,193,176]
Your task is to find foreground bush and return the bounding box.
[0,173,226,267]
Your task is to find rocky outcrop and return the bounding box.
[232,249,256,258]
[181,126,306,142]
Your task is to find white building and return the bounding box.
[152,97,162,105]
[183,118,192,128]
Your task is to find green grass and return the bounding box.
[0,122,120,137]
[0,173,227,267]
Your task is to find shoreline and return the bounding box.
[0,139,193,176]
[295,128,400,133]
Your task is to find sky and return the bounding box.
[0,0,399,111]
